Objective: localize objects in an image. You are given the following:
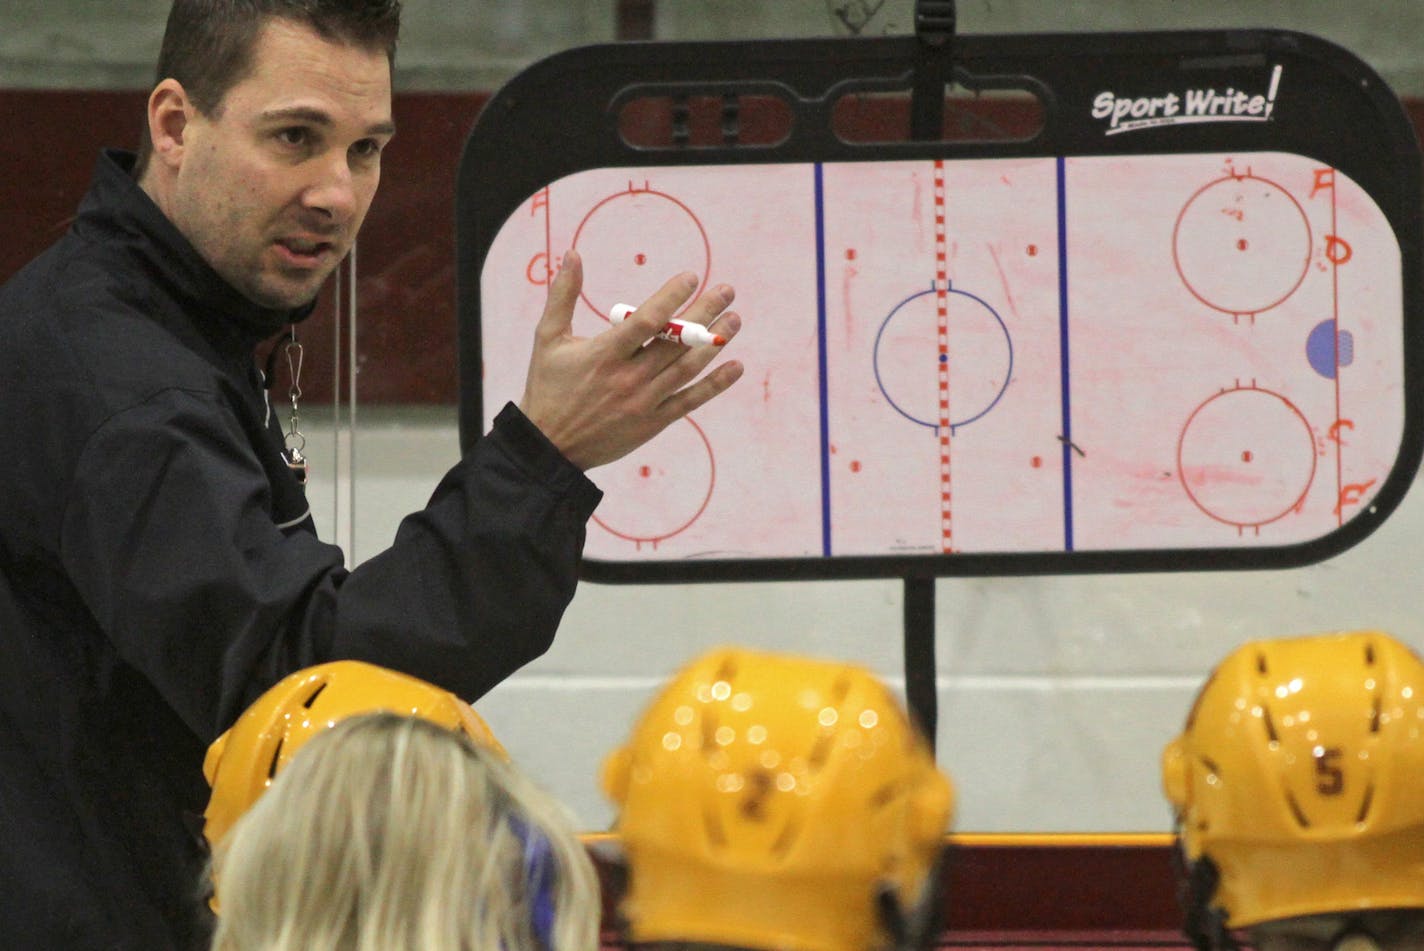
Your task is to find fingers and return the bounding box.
[610,271,700,355]
[657,356,746,421]
[621,284,740,374]
[686,284,736,329]
[532,249,583,345]
[706,308,741,339]
[644,306,743,404]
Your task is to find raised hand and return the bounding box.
[516,249,744,471]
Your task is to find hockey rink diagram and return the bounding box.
[478,153,1404,562]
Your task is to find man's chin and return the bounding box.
[244,275,329,311]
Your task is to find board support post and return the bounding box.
[903,573,938,750]
[911,0,956,140]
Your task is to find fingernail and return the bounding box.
[683,273,699,290]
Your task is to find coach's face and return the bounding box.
[151,17,394,309]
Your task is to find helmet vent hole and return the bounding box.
[1356,783,1375,823]
[1284,791,1311,828]
[700,710,719,754]
[1198,754,1221,780]
[1365,642,1376,666]
[770,818,800,857]
[1261,704,1279,743]
[267,737,285,780]
[1370,693,1382,734]
[830,676,851,704]
[807,734,832,772]
[871,781,901,810]
[1256,653,1268,675]
[302,683,327,708]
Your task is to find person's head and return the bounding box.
[1162,631,1424,951]
[602,647,954,951]
[202,659,506,853]
[209,711,600,951]
[136,0,401,309]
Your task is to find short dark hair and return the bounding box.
[134,0,401,178]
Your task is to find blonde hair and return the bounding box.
[209,712,600,951]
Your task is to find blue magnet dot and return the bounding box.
[1306,320,1338,379]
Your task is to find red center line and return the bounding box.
[933,160,952,553]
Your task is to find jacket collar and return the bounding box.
[75,149,317,349]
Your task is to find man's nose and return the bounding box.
[302,153,358,223]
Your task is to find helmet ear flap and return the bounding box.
[1162,738,1190,812]
[601,745,633,807]
[203,730,229,787]
[908,774,954,845]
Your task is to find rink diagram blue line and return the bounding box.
[1057,156,1076,551]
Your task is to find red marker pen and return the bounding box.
[610,303,727,347]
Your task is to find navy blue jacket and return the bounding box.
[0,150,600,949]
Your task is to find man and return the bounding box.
[0,2,742,948]
[601,647,954,951]
[1162,631,1424,951]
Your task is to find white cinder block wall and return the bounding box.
[303,408,1424,832]
[7,0,1424,833]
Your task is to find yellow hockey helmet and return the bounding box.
[602,647,954,951]
[1162,631,1424,932]
[202,660,504,851]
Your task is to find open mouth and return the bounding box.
[275,238,336,268]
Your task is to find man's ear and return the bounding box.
[146,79,194,171]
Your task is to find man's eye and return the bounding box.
[276,128,308,147]
[351,139,383,159]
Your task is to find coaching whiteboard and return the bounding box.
[458,29,1423,580]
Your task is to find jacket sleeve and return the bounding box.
[58,388,601,739]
